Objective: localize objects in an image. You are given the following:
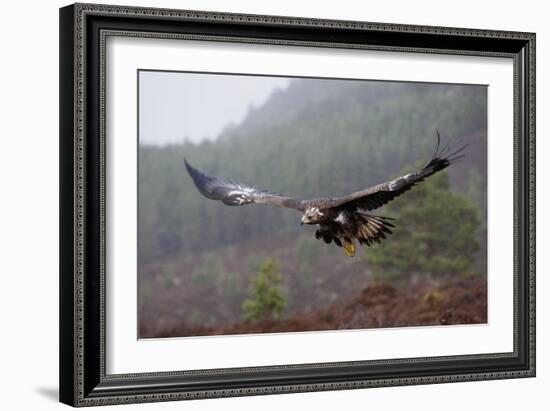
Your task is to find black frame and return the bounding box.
[60,3,536,407]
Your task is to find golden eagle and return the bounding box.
[185,132,465,257]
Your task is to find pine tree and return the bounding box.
[366,170,480,283]
[242,258,286,321]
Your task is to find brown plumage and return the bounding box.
[185,131,465,257]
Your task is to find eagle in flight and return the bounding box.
[185,132,465,257]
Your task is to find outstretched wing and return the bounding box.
[326,131,466,211]
[185,159,304,210]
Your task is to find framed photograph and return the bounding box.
[59,3,535,407]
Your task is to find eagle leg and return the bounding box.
[342,239,356,257]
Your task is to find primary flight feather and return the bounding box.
[184,131,466,257]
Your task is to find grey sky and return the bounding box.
[139,71,290,145]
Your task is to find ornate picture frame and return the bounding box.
[59,3,535,406]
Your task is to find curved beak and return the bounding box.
[300,216,308,226]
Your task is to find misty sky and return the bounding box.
[139,71,290,145]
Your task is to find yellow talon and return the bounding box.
[343,240,356,257]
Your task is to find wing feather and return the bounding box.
[326,131,466,211]
[184,159,304,210]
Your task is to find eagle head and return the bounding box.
[301,207,324,225]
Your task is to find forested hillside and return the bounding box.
[138,78,487,337]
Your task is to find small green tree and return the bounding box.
[366,170,480,283]
[242,258,286,321]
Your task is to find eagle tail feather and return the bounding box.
[355,214,395,248]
